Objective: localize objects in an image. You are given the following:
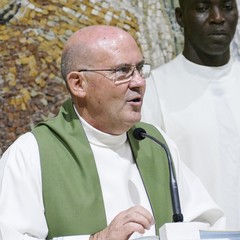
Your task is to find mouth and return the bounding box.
[127,95,142,106]
[208,29,227,36]
[131,97,141,102]
[208,33,227,36]
[207,31,229,42]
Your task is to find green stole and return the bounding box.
[32,99,172,239]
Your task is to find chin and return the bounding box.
[128,113,142,125]
[121,110,141,127]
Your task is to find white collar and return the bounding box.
[180,54,233,82]
[73,106,127,147]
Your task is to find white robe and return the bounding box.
[142,54,240,230]
[0,115,225,239]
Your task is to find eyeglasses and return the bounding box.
[78,62,151,85]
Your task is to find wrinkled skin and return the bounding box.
[64,25,146,135]
[90,206,154,240]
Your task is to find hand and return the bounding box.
[89,205,154,240]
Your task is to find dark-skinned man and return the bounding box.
[142,0,240,230]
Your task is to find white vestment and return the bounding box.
[0,115,225,239]
[142,54,240,230]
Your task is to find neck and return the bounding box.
[183,46,230,67]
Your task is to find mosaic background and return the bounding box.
[0,0,240,155]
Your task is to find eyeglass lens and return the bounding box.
[115,64,150,82]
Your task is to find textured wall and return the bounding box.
[0,0,239,155]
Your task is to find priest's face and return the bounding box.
[176,0,238,57]
[79,31,146,135]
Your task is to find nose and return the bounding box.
[209,7,225,24]
[129,69,146,88]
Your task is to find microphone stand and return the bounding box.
[135,128,183,222]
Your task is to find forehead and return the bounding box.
[94,34,143,66]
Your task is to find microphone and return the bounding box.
[133,127,184,222]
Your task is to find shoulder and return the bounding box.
[150,54,184,89]
[3,132,38,153]
[1,132,40,171]
[152,54,183,76]
[232,58,240,68]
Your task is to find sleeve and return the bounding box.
[0,133,91,240]
[156,127,226,230]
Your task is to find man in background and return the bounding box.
[142,0,240,230]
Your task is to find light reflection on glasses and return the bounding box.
[78,62,151,85]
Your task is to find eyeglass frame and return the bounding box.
[77,61,151,85]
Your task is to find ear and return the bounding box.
[175,7,184,28]
[66,71,87,98]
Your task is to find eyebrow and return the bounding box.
[115,60,145,68]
